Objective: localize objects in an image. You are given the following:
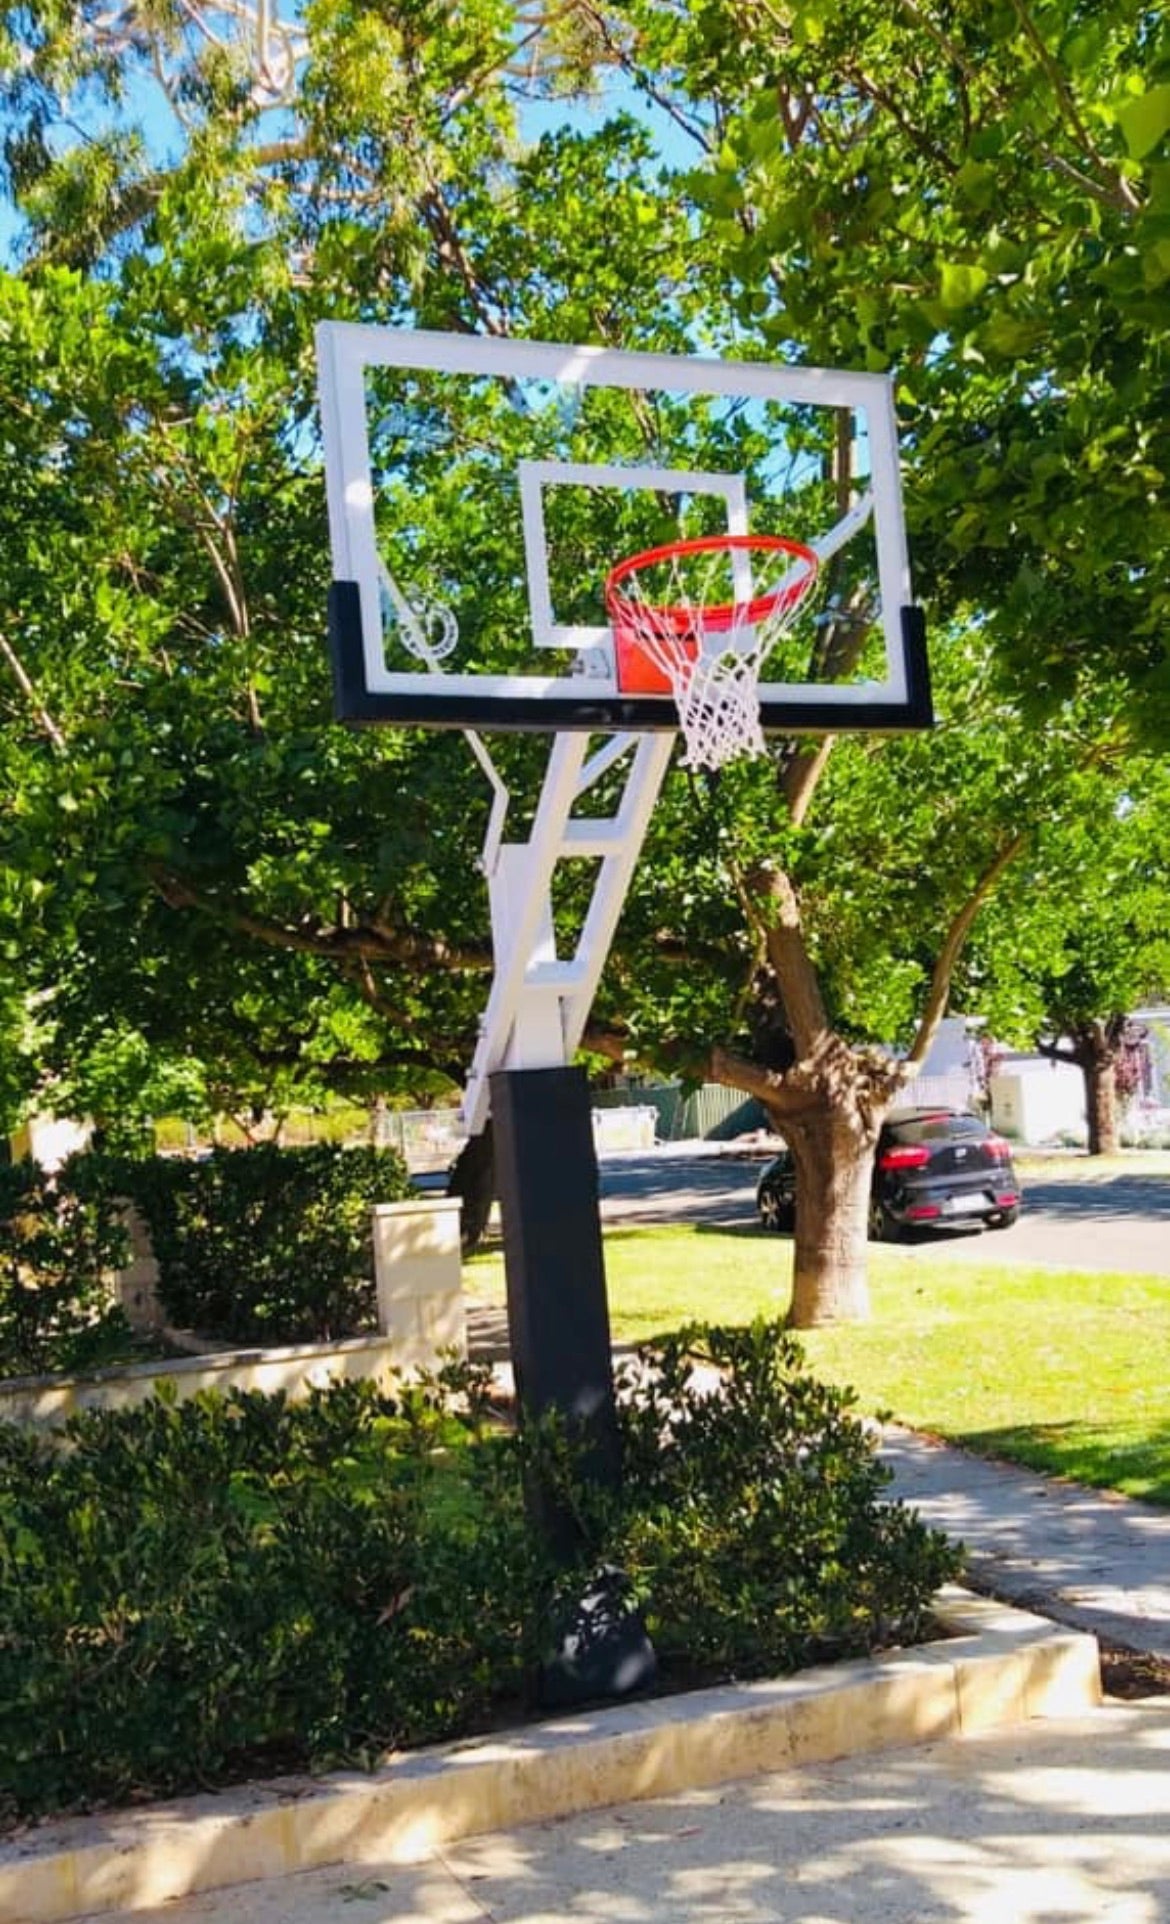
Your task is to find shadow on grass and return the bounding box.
[692,1220,784,1240]
[1019,1174,1170,1219]
[956,1419,1170,1507]
[596,1222,781,1246]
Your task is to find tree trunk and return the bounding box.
[448,1122,495,1253]
[1042,1021,1123,1156]
[781,1104,882,1327]
[714,1029,905,1328]
[1083,1049,1120,1157]
[708,824,1012,1326]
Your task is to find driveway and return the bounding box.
[597,1148,1170,1276]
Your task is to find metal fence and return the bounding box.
[381,1084,771,1167]
[153,1069,979,1176]
[591,1083,770,1143]
[896,1072,977,1113]
[371,1109,468,1170]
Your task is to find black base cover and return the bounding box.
[539,1567,659,1708]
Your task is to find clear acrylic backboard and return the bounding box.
[316,322,931,736]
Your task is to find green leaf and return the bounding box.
[980,313,1044,357]
[1143,234,1170,289]
[954,160,996,212]
[1147,163,1170,213]
[938,261,990,310]
[1116,86,1170,161]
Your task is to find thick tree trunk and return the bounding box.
[1041,1021,1122,1156]
[447,1122,495,1253]
[784,1108,877,1326]
[718,1032,902,1328]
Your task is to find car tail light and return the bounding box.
[905,1203,942,1220]
[986,1135,1012,1160]
[994,1191,1019,1207]
[879,1144,932,1170]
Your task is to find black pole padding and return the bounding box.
[490,1066,656,1707]
[490,1065,622,1507]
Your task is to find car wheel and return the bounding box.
[988,1205,1020,1230]
[867,1198,903,1243]
[758,1190,794,1234]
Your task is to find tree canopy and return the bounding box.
[605,0,1168,732]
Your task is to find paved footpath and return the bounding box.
[71,1705,1170,1924]
[881,1427,1170,1662]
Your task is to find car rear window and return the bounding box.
[889,1114,989,1144]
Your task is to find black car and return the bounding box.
[756,1108,1022,1241]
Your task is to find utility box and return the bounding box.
[592,1105,658,1151]
[989,1062,1085,1144]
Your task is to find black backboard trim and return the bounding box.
[327,582,933,735]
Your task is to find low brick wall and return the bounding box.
[2,1195,470,1430]
[0,1332,409,1430]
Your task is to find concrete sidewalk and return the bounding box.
[881,1426,1170,1663]
[67,1702,1170,1924]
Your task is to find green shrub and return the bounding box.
[0,1160,129,1378]
[93,1144,412,1344]
[0,1371,552,1819]
[0,1321,962,1822]
[613,1321,962,1675]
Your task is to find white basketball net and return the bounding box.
[606,536,819,772]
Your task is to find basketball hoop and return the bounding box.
[606,534,819,770]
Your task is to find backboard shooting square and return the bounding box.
[317,322,931,736]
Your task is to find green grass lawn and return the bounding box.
[464,1223,1170,1505]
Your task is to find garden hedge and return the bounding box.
[0,1321,962,1823]
[87,1142,413,1345]
[0,1159,129,1379]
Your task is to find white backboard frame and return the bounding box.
[317,322,930,733]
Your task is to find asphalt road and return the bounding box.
[596,1148,1170,1276]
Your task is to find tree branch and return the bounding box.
[574,0,713,151]
[147,865,493,972]
[1037,1039,1081,1067]
[781,737,835,827]
[709,1043,830,1119]
[894,0,1140,216]
[0,632,67,752]
[851,65,959,175]
[711,1030,907,1119]
[905,828,1029,1066]
[418,168,508,336]
[743,862,829,1057]
[1004,0,1141,212]
[147,419,264,729]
